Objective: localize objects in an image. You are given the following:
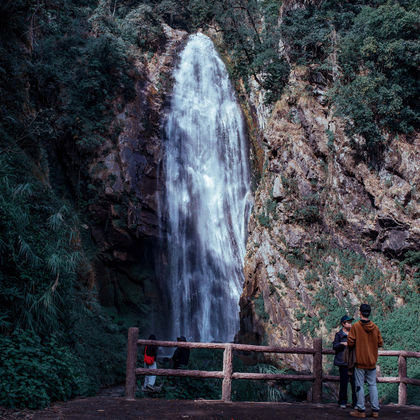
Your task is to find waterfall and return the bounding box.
[159,33,251,343]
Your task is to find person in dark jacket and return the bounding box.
[172,336,190,369]
[333,315,356,409]
[142,334,158,391]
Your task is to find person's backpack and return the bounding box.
[144,346,155,365]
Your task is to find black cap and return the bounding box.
[177,336,187,341]
[360,303,371,316]
[340,315,354,324]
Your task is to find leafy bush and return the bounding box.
[281,6,333,66]
[214,0,289,103]
[29,14,135,154]
[375,295,420,405]
[257,212,270,227]
[294,205,320,224]
[281,248,306,270]
[67,305,127,392]
[119,4,166,50]
[281,1,419,154]
[334,2,419,147]
[0,330,87,409]
[0,149,81,335]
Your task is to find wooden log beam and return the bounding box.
[136,339,316,354]
[312,338,323,403]
[398,355,407,405]
[125,327,139,400]
[396,377,420,386]
[323,375,340,382]
[379,350,420,358]
[137,340,227,349]
[322,349,420,358]
[232,373,314,381]
[136,340,420,358]
[232,343,316,354]
[376,376,400,384]
[222,344,233,402]
[325,375,420,386]
[134,368,420,386]
[135,368,224,379]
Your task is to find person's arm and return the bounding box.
[172,348,181,362]
[378,328,384,348]
[347,326,356,348]
[149,345,157,357]
[333,332,345,351]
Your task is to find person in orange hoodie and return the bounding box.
[348,304,383,418]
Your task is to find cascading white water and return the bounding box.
[159,33,251,343]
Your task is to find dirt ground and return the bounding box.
[2,398,420,420]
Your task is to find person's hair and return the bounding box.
[359,303,371,317]
[149,334,156,340]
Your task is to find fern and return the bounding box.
[18,236,41,267]
[12,182,33,199]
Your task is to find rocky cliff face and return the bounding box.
[238,67,419,371]
[78,25,188,320]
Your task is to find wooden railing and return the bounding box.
[125,328,420,405]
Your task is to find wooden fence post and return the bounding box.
[125,327,139,400]
[398,354,407,405]
[222,344,233,402]
[312,338,322,403]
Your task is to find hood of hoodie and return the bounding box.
[361,320,375,333]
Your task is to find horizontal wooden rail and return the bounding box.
[231,373,314,381]
[136,339,316,354]
[137,339,227,349]
[322,349,420,358]
[126,329,420,405]
[135,367,224,379]
[379,350,420,358]
[324,375,420,386]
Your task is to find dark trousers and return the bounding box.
[338,365,356,406]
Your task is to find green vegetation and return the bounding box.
[280,248,306,270]
[334,2,419,149]
[0,146,128,408]
[293,239,420,402]
[281,0,419,157]
[254,294,270,322]
[376,295,420,404]
[0,0,142,409]
[257,197,278,227]
[0,330,83,409]
[293,202,320,225]
[213,0,290,103]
